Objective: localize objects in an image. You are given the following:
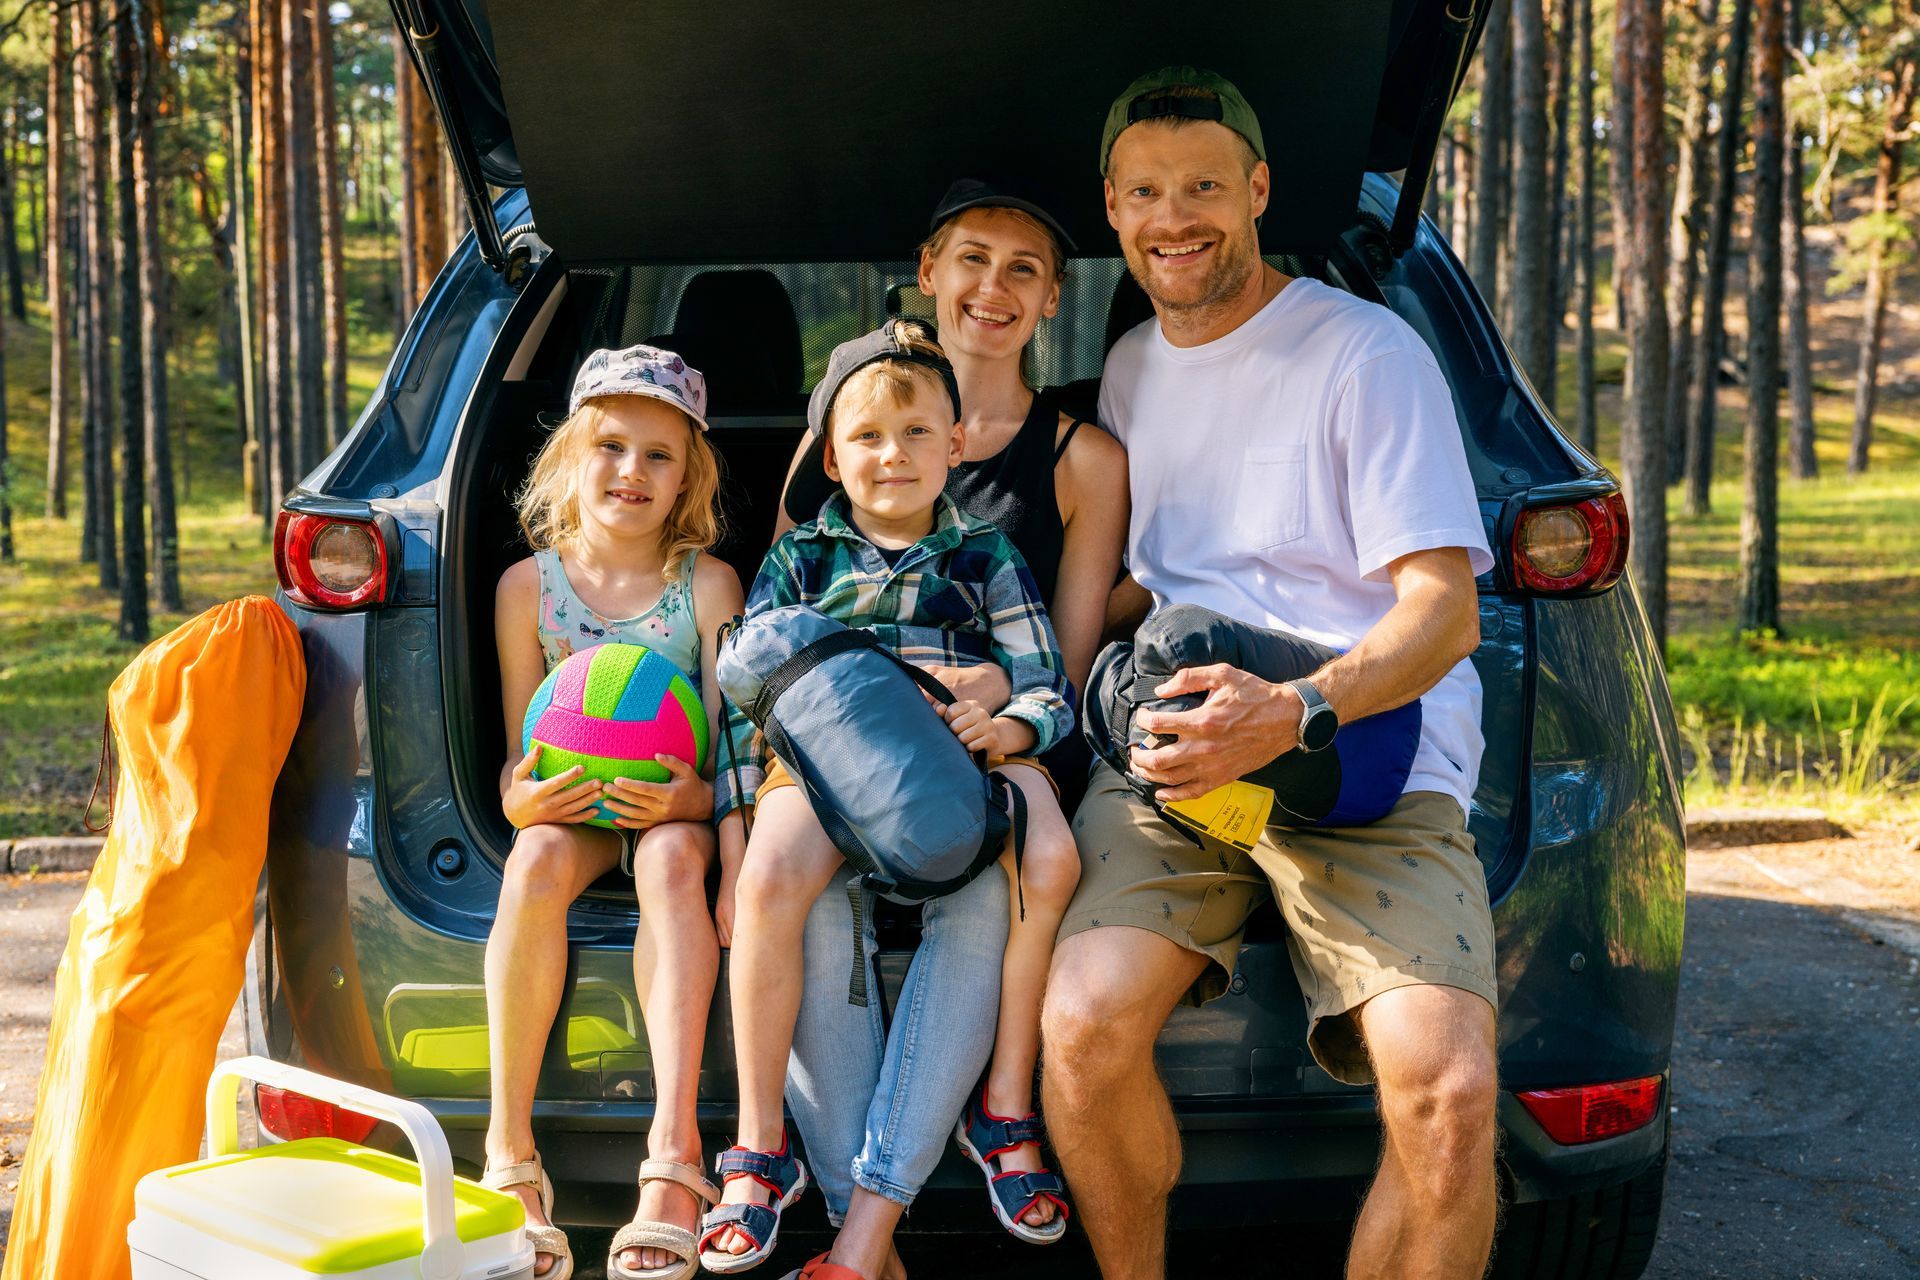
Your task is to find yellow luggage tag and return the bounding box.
[1162,779,1275,853]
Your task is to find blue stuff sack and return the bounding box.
[716,605,1023,1005]
[1083,603,1422,832]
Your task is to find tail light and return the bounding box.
[275,511,389,610]
[1516,1075,1663,1145]
[1509,491,1629,595]
[255,1083,379,1144]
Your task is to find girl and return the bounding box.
[487,344,745,1280]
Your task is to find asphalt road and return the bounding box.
[3,846,1916,1277]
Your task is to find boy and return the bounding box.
[698,321,1078,1274]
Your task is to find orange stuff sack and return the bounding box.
[3,597,306,1280]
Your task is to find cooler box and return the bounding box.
[129,1056,535,1279]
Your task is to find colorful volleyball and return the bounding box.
[520,643,709,828]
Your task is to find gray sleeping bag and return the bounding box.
[716,605,1021,1005]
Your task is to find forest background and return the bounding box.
[0,0,1915,837]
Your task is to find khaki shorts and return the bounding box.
[1060,764,1497,1085]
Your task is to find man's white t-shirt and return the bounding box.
[1098,277,1495,813]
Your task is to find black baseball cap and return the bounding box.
[784,320,964,522]
[1100,66,1267,176]
[928,178,1078,257]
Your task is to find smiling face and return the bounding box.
[574,396,695,541]
[1104,119,1269,319]
[917,207,1063,364]
[822,366,964,536]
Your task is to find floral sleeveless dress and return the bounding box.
[533,548,704,692]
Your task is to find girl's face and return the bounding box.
[917,207,1062,366]
[575,397,693,542]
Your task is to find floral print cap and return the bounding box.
[567,342,711,431]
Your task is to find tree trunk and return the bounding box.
[1783,0,1817,479]
[393,28,415,325]
[0,109,26,323]
[137,0,180,611]
[257,0,293,517]
[77,0,117,587]
[111,0,148,642]
[1846,34,1917,474]
[1686,0,1753,516]
[1511,0,1556,400]
[1615,0,1671,652]
[1548,0,1576,337]
[1740,0,1785,633]
[1471,0,1512,315]
[313,0,349,451]
[399,36,446,316]
[285,0,324,476]
[1577,0,1598,450]
[232,18,262,516]
[45,0,70,520]
[1665,0,1720,485]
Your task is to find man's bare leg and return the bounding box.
[1041,925,1209,1280]
[1347,984,1500,1280]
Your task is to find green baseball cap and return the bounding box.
[1099,65,1267,176]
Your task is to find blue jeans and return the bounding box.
[784,866,1009,1225]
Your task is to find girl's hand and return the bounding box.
[940,700,997,754]
[601,755,714,830]
[503,746,605,828]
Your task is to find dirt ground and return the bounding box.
[4,826,1918,1276]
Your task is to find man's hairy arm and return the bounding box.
[1130,546,1480,802]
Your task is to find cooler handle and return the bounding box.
[205,1055,466,1280]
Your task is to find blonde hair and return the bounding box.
[515,399,723,580]
[919,206,1069,282]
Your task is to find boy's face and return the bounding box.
[822,376,963,529]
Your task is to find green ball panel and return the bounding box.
[582,643,646,719]
[668,680,710,772]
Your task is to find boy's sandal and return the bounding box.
[696,1133,811,1274]
[955,1087,1071,1245]
[779,1253,868,1280]
[481,1152,574,1280]
[607,1159,723,1280]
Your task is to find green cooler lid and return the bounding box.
[138,1137,523,1274]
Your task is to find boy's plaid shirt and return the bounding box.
[715,492,1073,816]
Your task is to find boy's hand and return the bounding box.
[602,755,714,830]
[923,663,1012,711]
[941,699,997,754]
[503,746,605,829]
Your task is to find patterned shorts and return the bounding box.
[1059,764,1497,1086]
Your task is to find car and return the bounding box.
[254,2,1685,1275]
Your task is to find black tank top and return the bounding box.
[946,389,1082,606]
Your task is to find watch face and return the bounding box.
[1302,707,1338,753]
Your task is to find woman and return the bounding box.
[754,179,1128,1279]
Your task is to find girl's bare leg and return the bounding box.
[485,823,625,1276]
[619,821,720,1273]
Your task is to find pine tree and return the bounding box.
[1511,0,1556,396]
[1666,0,1721,484]
[1782,0,1816,480]
[1615,0,1672,651]
[45,0,70,520]
[111,0,148,641]
[313,0,348,450]
[1577,0,1598,451]
[1472,0,1512,315]
[1740,0,1785,633]
[76,0,117,587]
[136,0,180,611]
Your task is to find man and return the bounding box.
[1041,67,1500,1280]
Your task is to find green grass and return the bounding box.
[5,281,1918,831]
[0,253,394,836]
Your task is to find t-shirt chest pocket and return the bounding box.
[1235,445,1308,549]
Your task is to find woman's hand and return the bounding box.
[602,755,714,830]
[502,746,605,829]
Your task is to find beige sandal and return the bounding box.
[609,1159,722,1280]
[481,1151,573,1280]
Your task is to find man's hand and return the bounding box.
[502,745,605,828]
[601,755,713,830]
[1128,664,1302,803]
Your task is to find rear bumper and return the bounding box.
[418,1091,1667,1231]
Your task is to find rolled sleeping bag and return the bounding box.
[716,605,1019,1006]
[1083,603,1421,828]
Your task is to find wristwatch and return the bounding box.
[1287,678,1339,753]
